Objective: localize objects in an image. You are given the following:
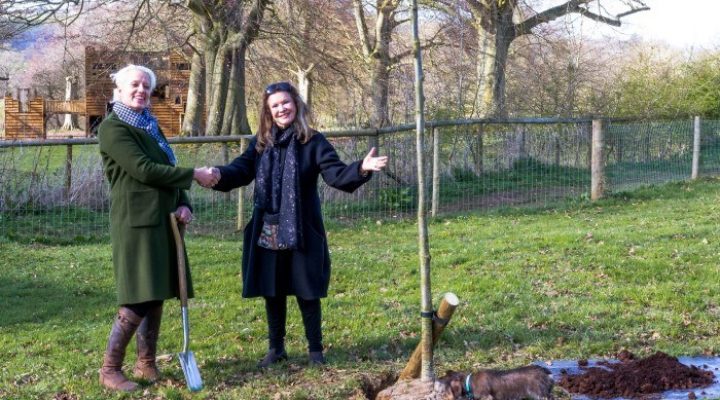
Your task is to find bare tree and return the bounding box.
[255,0,355,112]
[352,0,444,128]
[438,0,648,117]
[181,0,270,136]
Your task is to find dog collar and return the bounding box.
[464,373,475,399]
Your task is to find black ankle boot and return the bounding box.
[257,348,288,368]
[308,351,326,365]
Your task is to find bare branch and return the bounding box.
[352,0,372,57]
[516,0,650,36]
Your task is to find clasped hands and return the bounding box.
[193,166,220,188]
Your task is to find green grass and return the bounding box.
[3,179,720,399]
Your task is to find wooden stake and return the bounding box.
[399,293,459,380]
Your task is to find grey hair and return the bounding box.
[110,64,157,102]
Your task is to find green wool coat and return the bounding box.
[98,112,195,305]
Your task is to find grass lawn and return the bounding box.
[2,178,720,399]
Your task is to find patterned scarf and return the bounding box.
[255,125,303,250]
[112,102,177,166]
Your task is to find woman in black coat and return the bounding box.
[211,81,388,367]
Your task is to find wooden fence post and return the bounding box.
[222,142,230,202]
[475,125,484,175]
[65,143,72,200]
[236,138,247,232]
[399,292,459,380]
[591,119,604,201]
[431,127,440,217]
[554,134,561,166]
[692,116,701,180]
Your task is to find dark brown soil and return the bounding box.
[558,351,715,399]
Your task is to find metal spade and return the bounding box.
[169,213,203,392]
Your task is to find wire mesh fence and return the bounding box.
[0,118,714,242]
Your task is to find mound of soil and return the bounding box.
[558,351,715,399]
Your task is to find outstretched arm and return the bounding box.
[360,147,388,174]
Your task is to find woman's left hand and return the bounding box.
[361,147,389,173]
[175,205,193,225]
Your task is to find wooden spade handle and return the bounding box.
[169,213,189,308]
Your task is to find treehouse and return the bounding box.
[2,46,194,140]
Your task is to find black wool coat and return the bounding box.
[214,133,372,299]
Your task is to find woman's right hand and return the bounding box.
[194,167,220,188]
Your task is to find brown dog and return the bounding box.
[440,365,554,400]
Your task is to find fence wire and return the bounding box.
[0,118,712,242]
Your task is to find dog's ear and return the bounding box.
[448,378,463,397]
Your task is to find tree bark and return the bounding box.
[475,31,495,117]
[182,50,205,136]
[206,45,231,136]
[295,65,315,111]
[222,46,251,135]
[221,47,239,135]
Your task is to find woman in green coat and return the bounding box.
[97,64,218,392]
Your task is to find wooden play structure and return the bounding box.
[2,46,193,140]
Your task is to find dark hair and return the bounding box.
[256,81,313,152]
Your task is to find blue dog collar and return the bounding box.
[464,373,474,399]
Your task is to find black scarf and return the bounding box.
[255,125,303,250]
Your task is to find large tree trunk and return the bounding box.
[182,50,205,136]
[233,46,251,135]
[184,0,269,136]
[370,5,393,128]
[221,47,251,135]
[221,47,239,135]
[295,65,314,111]
[475,4,514,118]
[206,45,231,136]
[202,35,219,133]
[370,57,391,127]
[475,31,496,117]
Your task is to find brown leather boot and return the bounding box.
[99,307,142,392]
[133,303,163,382]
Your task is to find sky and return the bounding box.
[572,0,720,50]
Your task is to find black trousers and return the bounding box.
[265,296,323,352]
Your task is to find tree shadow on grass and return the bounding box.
[0,275,113,327]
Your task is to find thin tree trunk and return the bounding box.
[60,76,78,131]
[410,0,433,382]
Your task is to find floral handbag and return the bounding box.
[257,221,280,250]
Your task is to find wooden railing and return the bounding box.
[45,100,86,114]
